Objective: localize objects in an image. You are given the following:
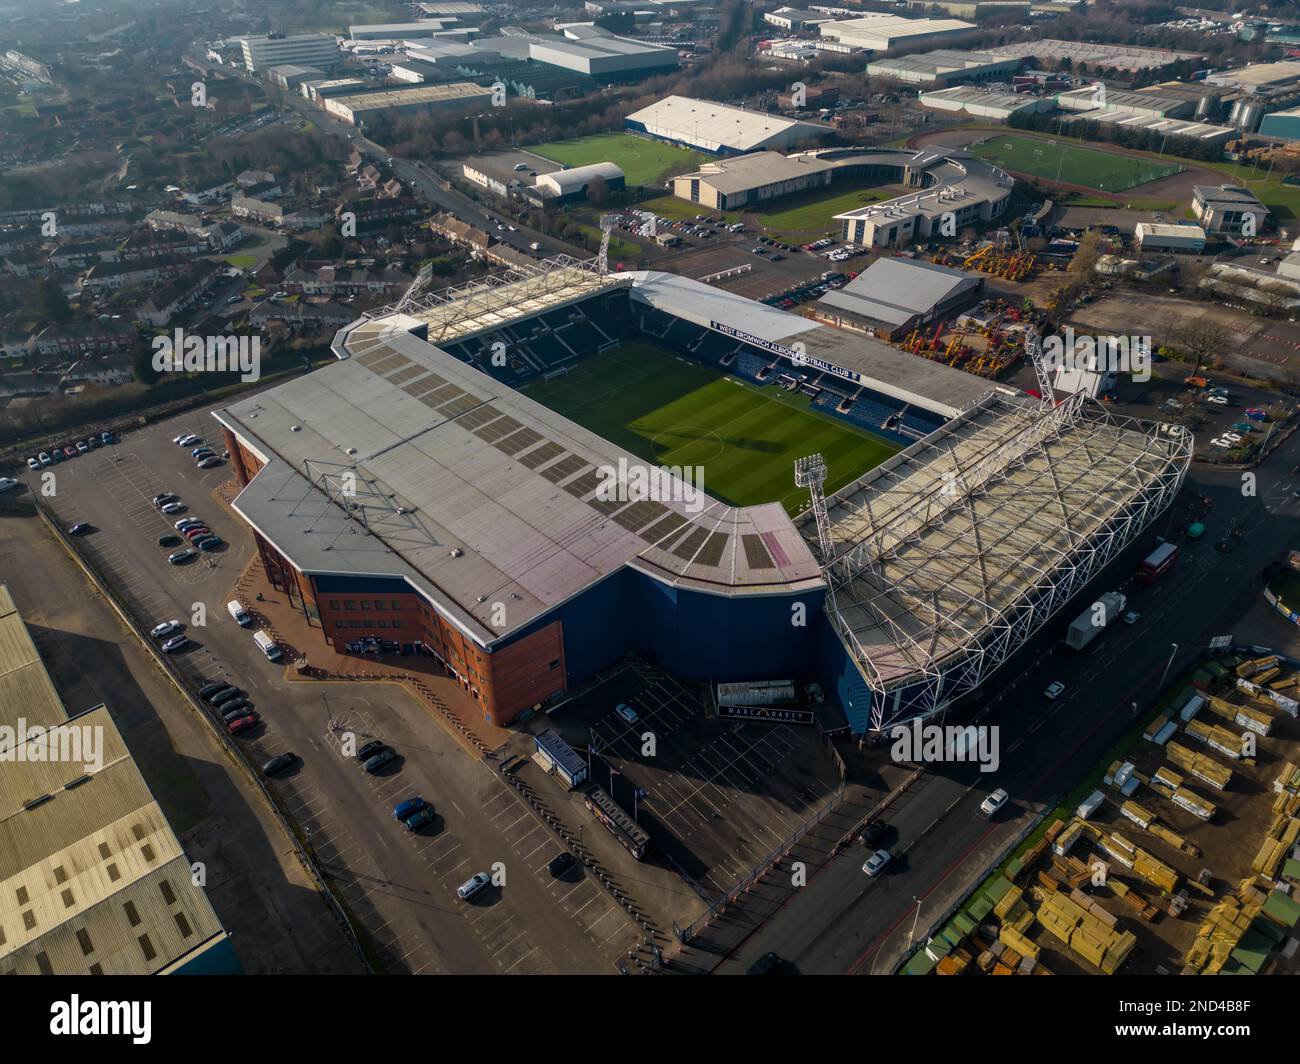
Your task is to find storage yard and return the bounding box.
[908,652,1300,975]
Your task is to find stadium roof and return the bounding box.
[798,393,1191,708]
[628,270,1003,416]
[0,586,230,975]
[816,258,981,328]
[625,96,832,152]
[216,269,826,649]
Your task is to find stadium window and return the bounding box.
[15,886,27,905]
[141,843,155,863]
[344,600,356,611]
[373,600,385,610]
[159,880,176,905]
[76,928,94,956]
[98,842,111,859]
[88,963,103,976]
[36,952,53,975]
[61,888,74,908]
[376,620,387,629]
[360,600,371,610]
[139,934,157,962]
[124,900,141,927]
[107,863,120,882]
[329,600,340,610]
[392,621,403,629]
[174,912,193,938]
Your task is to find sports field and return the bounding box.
[523,339,898,515]
[969,133,1184,192]
[530,133,704,187]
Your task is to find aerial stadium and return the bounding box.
[213,249,1191,735]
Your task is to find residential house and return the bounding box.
[81,255,186,295]
[61,353,134,388]
[136,260,221,327]
[31,320,136,357]
[281,265,413,297]
[230,195,286,223]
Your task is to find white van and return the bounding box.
[253,630,282,661]
[227,600,252,627]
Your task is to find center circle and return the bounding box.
[647,426,725,468]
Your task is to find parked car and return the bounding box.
[615,702,638,725]
[979,788,1009,817]
[263,752,298,777]
[1207,394,1229,406]
[161,502,187,515]
[196,536,223,551]
[75,440,89,453]
[1044,681,1066,699]
[547,851,576,878]
[158,534,182,547]
[150,620,182,638]
[68,522,92,536]
[197,456,224,469]
[363,747,398,774]
[861,849,892,876]
[167,548,197,564]
[173,433,197,445]
[100,431,115,445]
[38,452,52,466]
[1122,610,1140,625]
[199,681,231,699]
[175,518,204,530]
[221,700,252,720]
[860,821,891,848]
[153,492,179,507]
[62,446,77,459]
[160,634,189,653]
[746,951,783,975]
[227,714,259,735]
[211,687,244,706]
[26,457,40,471]
[356,739,385,762]
[0,477,19,493]
[393,797,428,822]
[457,872,492,900]
[403,806,437,831]
[191,446,215,458]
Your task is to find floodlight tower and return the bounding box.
[795,453,834,563]
[598,214,618,275]
[393,262,434,315]
[1025,326,1055,410]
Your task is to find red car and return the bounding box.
[183,527,211,540]
[63,446,77,459]
[227,714,259,735]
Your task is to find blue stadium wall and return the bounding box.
[503,565,826,692]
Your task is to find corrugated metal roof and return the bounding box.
[817,257,979,325]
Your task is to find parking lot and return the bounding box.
[548,671,843,902]
[16,404,643,974]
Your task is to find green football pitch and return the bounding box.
[529,133,704,187]
[521,339,899,515]
[968,133,1184,193]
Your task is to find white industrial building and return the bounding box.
[819,15,976,53]
[867,49,1022,86]
[625,95,833,155]
[533,162,626,201]
[239,34,342,74]
[1062,109,1237,147]
[526,33,678,79]
[1134,223,1206,253]
[349,21,466,40]
[1205,61,1300,97]
[323,82,495,124]
[1056,86,1196,120]
[764,7,839,31]
[920,86,1055,120]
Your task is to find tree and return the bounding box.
[132,340,161,387]
[587,174,609,206]
[319,230,344,260]
[1171,318,1227,377]
[33,278,72,324]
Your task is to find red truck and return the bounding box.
[1137,542,1179,585]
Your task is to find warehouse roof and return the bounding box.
[327,82,494,111]
[0,589,230,975]
[1194,184,1270,214]
[867,48,1012,77]
[1135,222,1206,241]
[626,95,832,152]
[1064,109,1235,142]
[816,258,980,327]
[676,151,833,194]
[821,15,976,44]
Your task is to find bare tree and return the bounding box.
[1170,317,1227,377]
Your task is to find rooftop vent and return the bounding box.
[450,547,463,557]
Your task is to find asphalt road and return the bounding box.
[719,436,1300,975]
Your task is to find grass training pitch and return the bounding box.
[522,339,898,514]
[530,133,704,187]
[969,133,1184,192]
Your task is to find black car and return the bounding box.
[746,952,783,976]
[199,681,230,699]
[68,522,92,535]
[860,821,891,848]
[356,739,385,763]
[547,851,576,878]
[362,747,398,774]
[262,752,298,777]
[211,687,244,707]
[158,534,182,547]
[221,699,251,720]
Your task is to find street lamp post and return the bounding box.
[907,895,924,947]
[1159,643,1179,690]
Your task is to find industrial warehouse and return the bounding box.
[624,95,833,155]
[213,253,1190,736]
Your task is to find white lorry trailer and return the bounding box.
[1065,591,1127,650]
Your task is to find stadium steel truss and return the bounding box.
[808,390,1193,734]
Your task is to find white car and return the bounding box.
[457,871,492,900]
[27,457,40,471]
[980,788,1009,817]
[0,477,19,493]
[150,620,182,638]
[160,502,187,514]
[1044,681,1066,700]
[862,849,892,876]
[615,702,639,725]
[1207,395,1228,405]
[172,432,193,444]
[177,434,201,447]
[1209,437,1232,449]
[1221,432,1243,443]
